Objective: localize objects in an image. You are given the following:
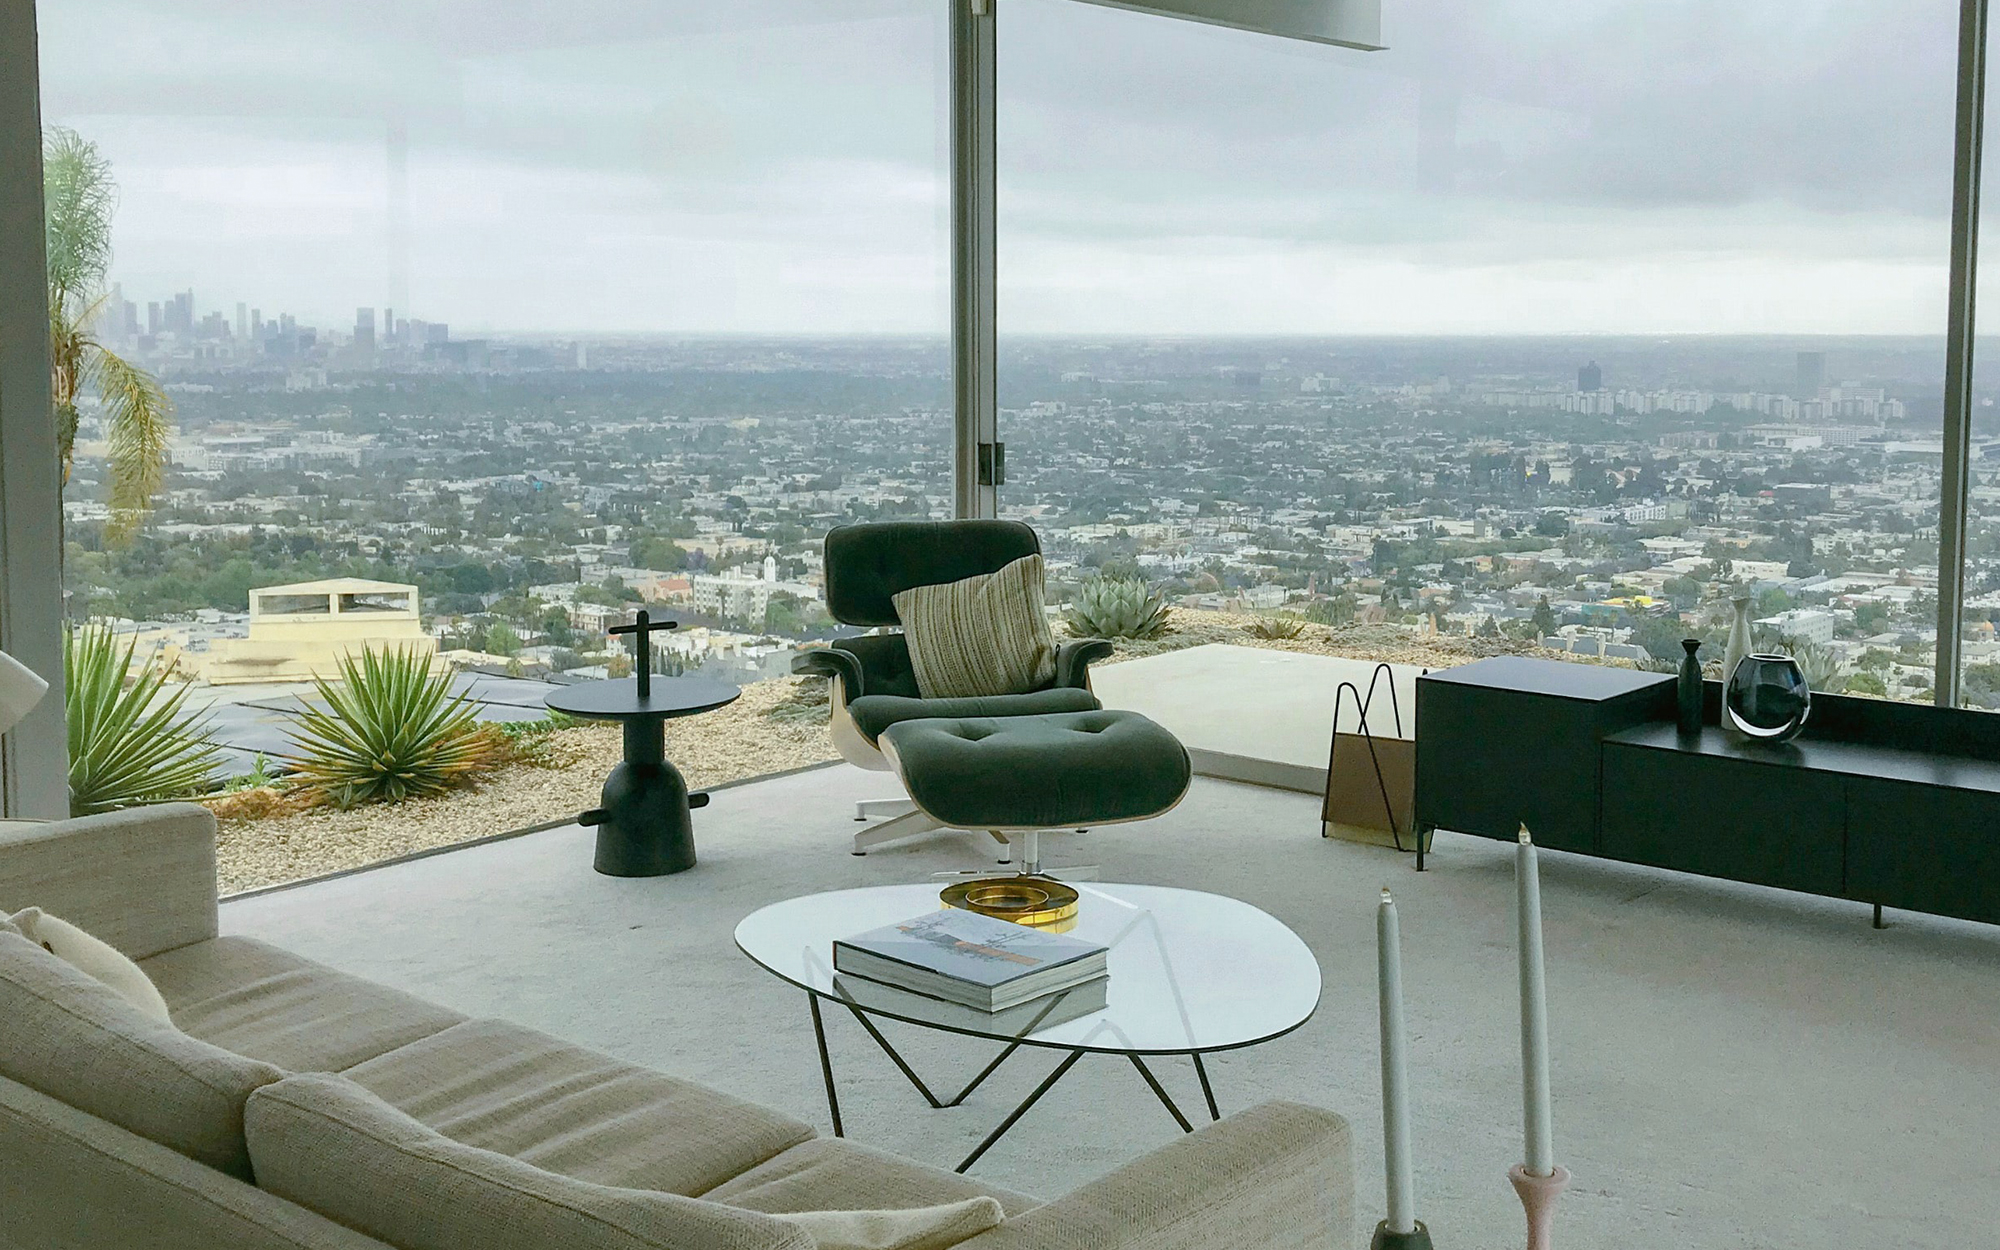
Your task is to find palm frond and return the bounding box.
[86,343,174,540]
[65,625,220,817]
[41,126,116,308]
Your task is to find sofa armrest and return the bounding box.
[1053,638,1115,691]
[0,804,218,959]
[957,1101,1352,1250]
[793,646,865,698]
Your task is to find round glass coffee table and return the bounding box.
[734,882,1320,1172]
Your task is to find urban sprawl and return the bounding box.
[64,293,2000,711]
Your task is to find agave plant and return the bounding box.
[66,624,219,817]
[1066,575,1171,640]
[1750,628,1847,694]
[284,647,496,807]
[1247,614,1306,641]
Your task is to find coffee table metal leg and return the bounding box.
[956,1049,1085,1173]
[841,1004,945,1108]
[1191,1052,1221,1121]
[944,1038,1027,1107]
[1128,1055,1194,1133]
[808,994,843,1138]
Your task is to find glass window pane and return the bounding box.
[1000,0,1954,701]
[39,1,949,883]
[1960,16,2000,708]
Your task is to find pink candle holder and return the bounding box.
[1507,1163,1570,1250]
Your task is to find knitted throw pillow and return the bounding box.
[891,555,1056,699]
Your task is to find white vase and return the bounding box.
[1722,595,1753,732]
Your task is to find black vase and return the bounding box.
[1725,653,1811,744]
[1676,639,1703,736]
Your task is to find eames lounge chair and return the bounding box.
[793,520,1189,864]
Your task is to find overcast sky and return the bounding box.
[36,0,1969,336]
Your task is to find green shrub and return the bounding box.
[285,647,497,807]
[65,624,219,816]
[1066,576,1171,640]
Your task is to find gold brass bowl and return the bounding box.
[940,877,1081,928]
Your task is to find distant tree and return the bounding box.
[1532,595,1557,636]
[630,536,689,571]
[44,127,172,541]
[1845,670,1888,698]
[1661,576,1704,611]
[1628,612,1689,663]
[1853,602,1892,634]
[447,563,497,594]
[1534,512,1569,538]
[484,621,522,656]
[602,575,642,603]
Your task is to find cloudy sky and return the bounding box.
[36,0,1968,335]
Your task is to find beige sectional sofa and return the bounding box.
[0,804,1353,1249]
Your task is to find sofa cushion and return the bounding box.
[781,1199,1005,1250]
[847,687,1100,747]
[893,555,1057,699]
[141,936,467,1072]
[0,804,219,960]
[0,1073,397,1250]
[0,930,283,1179]
[245,1073,811,1250]
[11,906,173,1022]
[342,1018,814,1196]
[708,1137,1040,1219]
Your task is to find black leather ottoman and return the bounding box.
[878,710,1191,872]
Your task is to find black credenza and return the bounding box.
[1415,656,2000,927]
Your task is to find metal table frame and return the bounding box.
[803,984,1227,1173]
[742,886,1316,1174]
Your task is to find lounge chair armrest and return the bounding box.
[957,1101,1352,1250]
[1053,638,1116,690]
[0,804,218,958]
[793,645,865,697]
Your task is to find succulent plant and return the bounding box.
[284,647,497,807]
[1247,614,1306,641]
[1066,575,1171,640]
[66,625,220,816]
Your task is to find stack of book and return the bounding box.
[833,907,1109,1033]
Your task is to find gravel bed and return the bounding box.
[212,677,837,896]
[209,617,1610,895]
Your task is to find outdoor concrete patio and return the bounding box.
[223,764,1998,1249]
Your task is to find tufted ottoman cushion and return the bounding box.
[878,710,1191,831]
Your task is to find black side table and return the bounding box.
[545,611,739,876]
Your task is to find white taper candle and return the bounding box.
[1517,824,1555,1176]
[1378,887,1416,1233]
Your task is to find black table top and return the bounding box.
[1420,655,1672,701]
[545,677,741,721]
[1607,722,2000,796]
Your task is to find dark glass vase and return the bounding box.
[1676,639,1703,736]
[1725,653,1811,744]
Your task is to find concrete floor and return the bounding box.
[224,765,2000,1249]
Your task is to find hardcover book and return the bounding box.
[832,972,1109,1035]
[833,908,1109,1012]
